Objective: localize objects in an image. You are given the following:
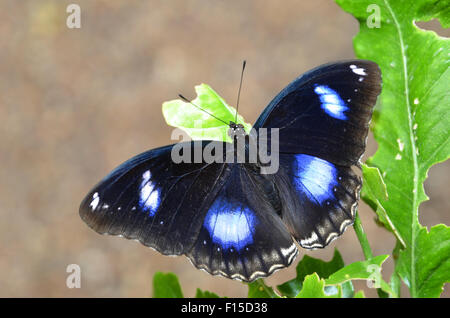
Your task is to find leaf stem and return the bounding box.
[390,240,403,298]
[383,0,419,297]
[353,211,373,260]
[353,212,398,297]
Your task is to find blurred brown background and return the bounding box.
[0,0,448,297]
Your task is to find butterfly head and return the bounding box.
[228,121,246,140]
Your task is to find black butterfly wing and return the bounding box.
[187,164,297,281]
[254,60,381,166]
[270,153,361,249]
[79,141,229,256]
[80,141,297,281]
[254,60,381,248]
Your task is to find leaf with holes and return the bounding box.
[162,84,251,143]
[336,0,450,297]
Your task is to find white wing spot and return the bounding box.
[349,64,367,76]
[414,98,419,105]
[140,170,160,215]
[90,192,99,211]
[280,243,298,263]
[314,85,349,120]
[300,232,319,246]
[395,154,402,160]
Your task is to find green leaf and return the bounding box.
[396,225,450,297]
[354,290,366,298]
[162,84,252,142]
[324,255,395,297]
[277,249,354,298]
[361,164,388,202]
[152,272,184,298]
[195,288,220,298]
[296,273,342,298]
[247,279,280,298]
[361,165,406,247]
[336,0,450,297]
[390,241,403,297]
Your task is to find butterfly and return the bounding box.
[80,60,381,282]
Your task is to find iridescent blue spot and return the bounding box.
[314,84,348,120]
[139,170,160,216]
[204,198,256,251]
[292,154,337,204]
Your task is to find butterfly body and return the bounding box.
[80,60,381,281]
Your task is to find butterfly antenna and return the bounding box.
[234,60,246,124]
[178,94,229,126]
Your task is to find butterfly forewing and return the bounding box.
[80,142,231,255]
[254,60,381,166]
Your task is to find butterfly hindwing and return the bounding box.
[187,164,297,281]
[271,154,361,248]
